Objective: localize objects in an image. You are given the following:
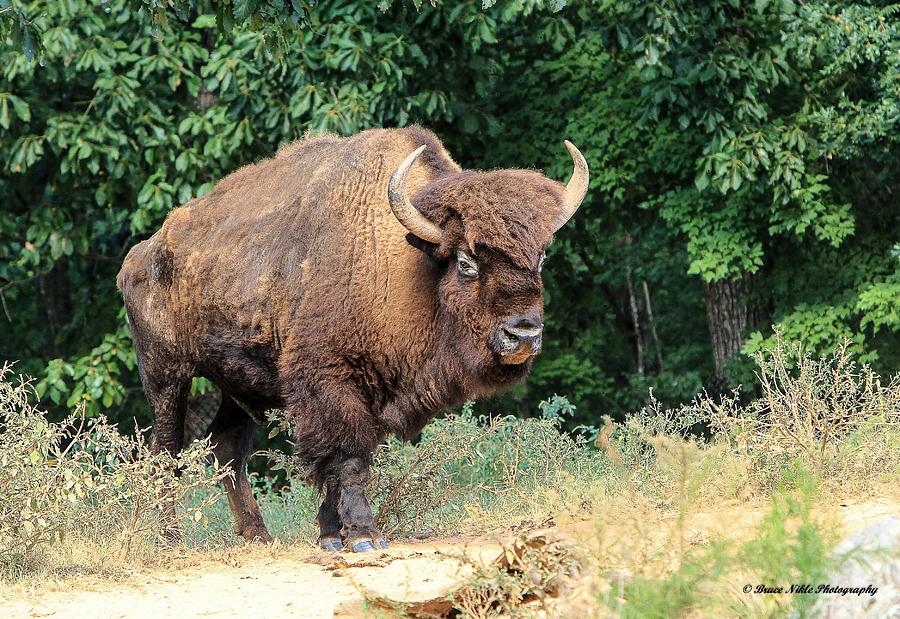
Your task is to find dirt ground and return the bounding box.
[1,498,896,619]
[1,538,502,619]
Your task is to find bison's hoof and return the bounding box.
[350,538,388,552]
[350,540,376,552]
[320,539,344,552]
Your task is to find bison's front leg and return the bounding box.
[284,369,387,552]
[337,456,387,552]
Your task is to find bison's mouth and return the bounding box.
[499,346,539,365]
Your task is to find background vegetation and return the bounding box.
[2,0,899,428]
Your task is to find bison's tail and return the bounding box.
[116,232,173,294]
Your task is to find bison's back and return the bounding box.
[118,127,458,386]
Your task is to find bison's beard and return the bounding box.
[498,347,537,365]
[479,355,535,389]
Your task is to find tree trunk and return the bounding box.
[642,279,663,370]
[703,274,749,394]
[625,257,644,375]
[37,261,71,358]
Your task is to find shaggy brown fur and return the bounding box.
[117,126,571,549]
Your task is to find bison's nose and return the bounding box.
[494,315,543,364]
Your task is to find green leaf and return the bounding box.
[193,14,217,29]
[480,21,498,44]
[731,166,743,192]
[22,26,38,61]
[0,97,9,130]
[10,96,30,122]
[694,172,709,192]
[232,0,258,22]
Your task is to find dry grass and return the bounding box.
[614,336,899,509]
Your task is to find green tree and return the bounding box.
[604,0,900,385]
[463,0,900,421]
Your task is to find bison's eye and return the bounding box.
[456,250,479,279]
[538,251,546,273]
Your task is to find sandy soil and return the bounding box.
[1,498,896,619]
[1,538,501,619]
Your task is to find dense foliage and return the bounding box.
[1,0,898,428]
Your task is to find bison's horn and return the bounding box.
[551,140,589,233]
[388,145,444,244]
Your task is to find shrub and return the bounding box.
[0,363,227,580]
[715,337,900,492]
[260,397,608,539]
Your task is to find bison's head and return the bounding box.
[387,142,588,383]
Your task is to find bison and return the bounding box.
[117,126,588,552]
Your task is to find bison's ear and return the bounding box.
[405,233,441,258]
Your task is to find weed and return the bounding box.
[259,400,607,539]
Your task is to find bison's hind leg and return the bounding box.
[137,355,193,543]
[316,479,343,551]
[207,396,273,543]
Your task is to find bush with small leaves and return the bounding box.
[260,400,607,539]
[611,333,900,505]
[0,363,228,580]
